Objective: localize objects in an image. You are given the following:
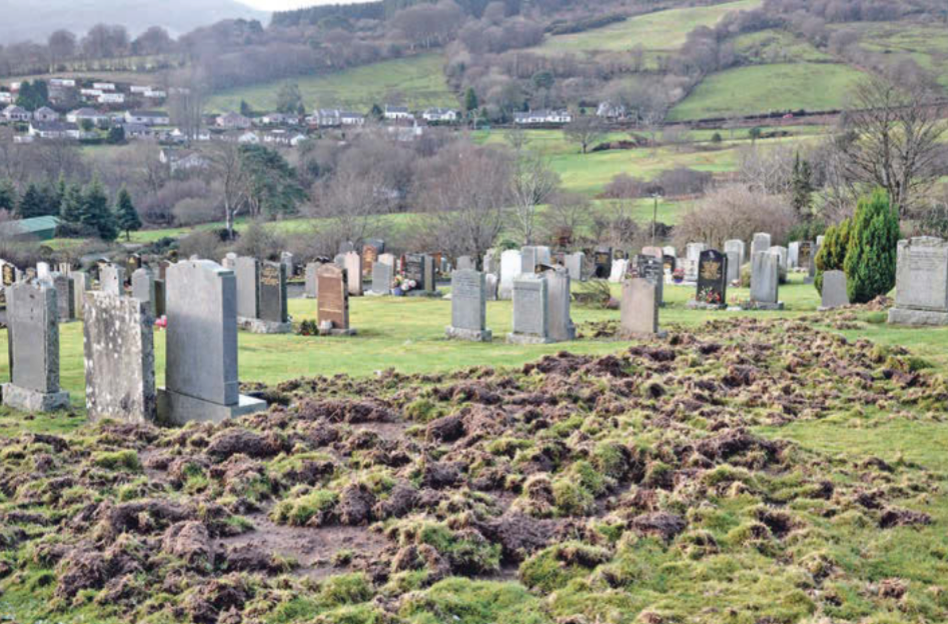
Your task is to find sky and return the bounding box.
[241,0,367,10]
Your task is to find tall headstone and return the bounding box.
[344,252,363,296]
[798,241,815,282]
[751,233,772,259]
[280,251,295,277]
[498,250,521,300]
[485,273,498,301]
[679,258,699,283]
[770,246,788,277]
[634,255,664,305]
[521,246,538,275]
[235,257,259,320]
[304,262,321,298]
[620,278,658,336]
[748,251,782,309]
[788,242,800,269]
[83,292,156,422]
[724,240,745,267]
[695,249,728,307]
[608,259,629,283]
[158,260,266,424]
[686,243,707,262]
[2,281,69,411]
[51,273,75,322]
[483,249,498,276]
[317,264,354,335]
[371,261,393,295]
[507,275,551,344]
[565,252,585,282]
[131,267,156,318]
[362,244,379,276]
[725,251,741,284]
[100,265,125,296]
[70,271,90,320]
[37,262,50,279]
[241,261,291,334]
[544,268,575,342]
[820,271,849,310]
[446,269,491,342]
[423,254,436,292]
[888,237,948,325]
[154,279,166,317]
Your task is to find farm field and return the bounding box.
[669,62,866,121]
[205,54,457,114]
[849,23,948,91]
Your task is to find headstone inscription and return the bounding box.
[696,249,728,307]
[248,261,290,334]
[507,275,551,344]
[83,291,156,422]
[634,254,664,305]
[51,272,76,321]
[888,237,948,325]
[751,232,772,259]
[446,269,491,342]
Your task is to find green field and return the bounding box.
[669,62,865,121]
[732,29,833,64]
[537,0,762,55]
[850,23,948,92]
[206,53,457,114]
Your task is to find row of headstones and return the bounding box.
[2,260,268,423]
[303,252,439,299]
[487,247,587,300]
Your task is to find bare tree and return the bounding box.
[542,191,592,244]
[169,70,207,143]
[564,115,607,154]
[835,75,947,217]
[207,142,249,239]
[309,167,387,248]
[509,151,560,245]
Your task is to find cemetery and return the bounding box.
[1,229,948,624]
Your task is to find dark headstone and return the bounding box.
[258,261,288,323]
[697,249,728,306]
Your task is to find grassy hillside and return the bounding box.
[669,62,865,121]
[732,29,833,64]
[206,53,457,114]
[849,23,948,92]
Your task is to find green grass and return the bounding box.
[536,0,761,55]
[850,23,948,93]
[732,29,833,64]
[669,62,866,121]
[206,53,457,114]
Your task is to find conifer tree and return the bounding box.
[813,218,851,294]
[0,179,16,214]
[17,183,44,219]
[114,186,142,241]
[81,177,118,242]
[843,188,899,304]
[60,183,84,223]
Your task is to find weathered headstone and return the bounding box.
[423,254,436,292]
[483,249,498,276]
[634,255,664,305]
[747,251,782,309]
[695,249,728,307]
[620,278,658,336]
[379,253,396,267]
[70,271,90,320]
[222,253,237,271]
[686,243,707,262]
[371,261,393,295]
[679,258,698,283]
[343,252,363,296]
[51,273,76,321]
[362,244,379,276]
[131,267,156,318]
[798,241,815,282]
[724,239,745,267]
[751,232,772,259]
[725,251,741,284]
[770,246,788,280]
[456,256,475,272]
[593,247,612,279]
[521,246,538,275]
[317,264,354,335]
[446,269,491,342]
[280,251,295,277]
[608,259,629,283]
[100,265,126,296]
[405,253,425,287]
[3,281,69,411]
[507,275,550,344]
[235,257,259,320]
[304,262,321,298]
[565,252,585,282]
[241,261,290,333]
[820,270,849,310]
[485,273,499,301]
[83,291,156,422]
[544,268,575,342]
[158,260,266,424]
[888,237,948,325]
[499,250,521,300]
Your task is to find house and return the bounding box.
[237,131,259,144]
[93,82,116,91]
[129,86,151,94]
[422,108,458,123]
[125,110,170,126]
[2,105,31,122]
[169,128,211,142]
[121,123,154,139]
[216,112,252,130]
[33,106,59,122]
[0,92,11,104]
[49,78,76,88]
[384,105,412,121]
[159,148,208,173]
[260,112,298,126]
[97,93,125,104]
[290,133,308,147]
[386,120,425,141]
[341,112,364,126]
[29,120,80,139]
[143,90,166,99]
[66,108,109,125]
[81,89,103,98]
[513,109,573,125]
[0,216,61,241]
[596,102,627,119]
[314,109,341,127]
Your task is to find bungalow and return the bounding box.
[33,106,59,122]
[29,120,80,139]
[125,110,170,126]
[49,78,76,88]
[513,109,573,125]
[66,108,109,125]
[422,108,458,123]
[314,109,341,127]
[93,82,116,91]
[341,112,365,126]
[121,123,154,139]
[260,112,298,125]
[384,105,412,121]
[216,111,252,130]
[2,105,31,122]
[596,102,627,119]
[97,93,125,104]
[159,148,208,173]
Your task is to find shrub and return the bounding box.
[173,197,220,227]
[843,189,899,304]
[92,450,142,471]
[655,167,713,196]
[674,184,797,250]
[813,218,850,293]
[600,173,644,199]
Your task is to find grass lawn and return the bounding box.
[205,54,457,114]
[670,62,866,121]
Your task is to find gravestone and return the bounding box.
[154,279,166,317]
[507,275,551,344]
[405,253,425,287]
[889,237,948,325]
[100,265,125,296]
[747,251,782,309]
[158,260,266,425]
[344,252,363,296]
[157,261,170,281]
[131,267,156,318]
[663,254,676,273]
[521,246,538,275]
[362,244,379,276]
[724,239,745,267]
[304,262,321,298]
[770,246,788,279]
[725,251,741,284]
[423,255,436,292]
[37,262,50,279]
[2,262,17,287]
[338,241,355,255]
[379,253,396,267]
[820,270,849,310]
[788,242,800,269]
[816,235,825,248]
[241,261,290,334]
[127,254,142,274]
[235,257,259,320]
[620,278,658,336]
[446,269,491,342]
[2,281,70,411]
[662,246,676,259]
[695,249,728,307]
[536,246,552,267]
[565,252,585,282]
[317,264,354,335]
[222,253,237,271]
[751,232,771,259]
[635,254,664,305]
[544,268,575,342]
[456,256,475,271]
[679,258,699,282]
[51,273,76,321]
[485,273,499,301]
[70,271,90,320]
[686,243,707,262]
[371,261,393,295]
[641,246,663,259]
[83,291,156,422]
[608,259,629,283]
[280,251,295,277]
[593,248,612,279]
[798,241,815,282]
[483,249,498,276]
[499,250,521,300]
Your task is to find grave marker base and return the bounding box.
[237,316,293,334]
[618,329,669,340]
[739,301,785,311]
[1,384,70,412]
[445,326,493,343]
[506,332,555,345]
[157,389,267,425]
[887,308,948,326]
[685,301,727,310]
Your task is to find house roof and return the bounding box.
[34,106,57,115]
[70,107,104,117]
[129,110,168,118]
[32,120,77,132]
[385,105,409,113]
[0,216,61,239]
[3,105,26,114]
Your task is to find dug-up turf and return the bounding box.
[1,317,947,624]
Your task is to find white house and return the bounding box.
[422,108,458,123]
[143,90,166,99]
[125,110,170,126]
[260,112,298,126]
[384,105,412,121]
[121,123,154,139]
[513,109,573,125]
[237,131,259,144]
[0,92,11,104]
[29,120,80,139]
[81,89,103,98]
[66,108,109,125]
[340,112,365,126]
[33,106,59,122]
[597,102,627,119]
[49,78,76,88]
[314,109,341,127]
[93,82,116,91]
[129,85,151,94]
[2,105,31,122]
[97,93,125,104]
[216,112,252,130]
[159,148,209,173]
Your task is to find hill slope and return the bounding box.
[0,0,267,44]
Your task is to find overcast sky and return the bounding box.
[241,0,367,10]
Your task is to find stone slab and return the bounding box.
[157,389,267,426]
[888,308,948,326]
[445,326,493,342]
[237,317,293,334]
[2,383,70,412]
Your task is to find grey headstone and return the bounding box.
[508,275,549,343]
[821,270,849,310]
[7,281,60,394]
[609,259,629,283]
[499,250,521,299]
[70,271,90,320]
[565,252,585,282]
[724,240,745,267]
[423,255,436,292]
[447,269,491,341]
[621,278,658,336]
[725,251,741,283]
[235,257,259,320]
[379,253,395,267]
[371,261,393,295]
[280,251,294,277]
[131,267,156,318]
[888,237,948,325]
[521,246,538,274]
[634,255,664,304]
[536,246,552,267]
[304,262,321,298]
[456,256,475,271]
[83,291,156,422]
[344,252,363,296]
[751,232,772,259]
[751,251,779,304]
[258,261,288,323]
[544,268,575,342]
[686,243,707,262]
[485,273,498,301]
[100,264,126,296]
[51,272,75,321]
